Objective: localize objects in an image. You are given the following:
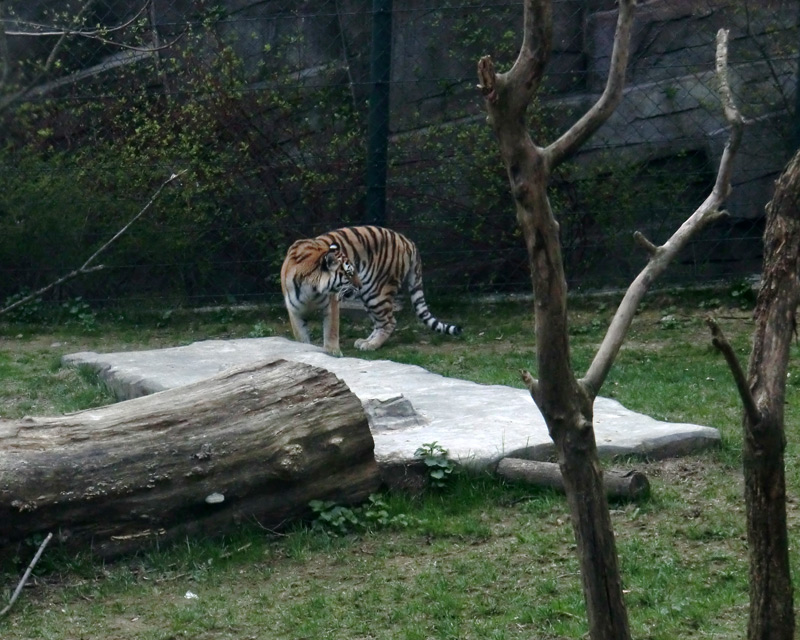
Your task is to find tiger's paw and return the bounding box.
[354,338,378,351]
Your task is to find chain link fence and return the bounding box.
[1,0,797,310]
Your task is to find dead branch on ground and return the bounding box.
[0,532,52,618]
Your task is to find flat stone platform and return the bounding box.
[63,337,720,469]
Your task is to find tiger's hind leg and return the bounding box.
[354,305,397,351]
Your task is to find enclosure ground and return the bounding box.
[0,291,797,639]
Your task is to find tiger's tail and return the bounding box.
[408,251,461,336]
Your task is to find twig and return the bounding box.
[0,0,94,113]
[1,1,185,113]
[705,316,761,425]
[633,231,658,256]
[0,170,186,317]
[0,532,53,618]
[6,1,149,37]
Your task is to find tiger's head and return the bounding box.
[326,242,362,295]
[281,238,362,305]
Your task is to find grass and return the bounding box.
[0,286,796,639]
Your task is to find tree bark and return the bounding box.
[742,149,799,640]
[478,2,746,638]
[496,458,649,501]
[478,2,636,638]
[0,359,381,558]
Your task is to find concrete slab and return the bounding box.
[63,337,720,469]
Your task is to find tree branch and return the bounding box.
[0,171,186,317]
[581,28,744,399]
[6,1,149,38]
[711,28,745,202]
[0,1,183,113]
[0,0,94,113]
[545,0,637,169]
[521,369,540,404]
[633,231,658,256]
[0,532,52,618]
[0,2,10,93]
[477,0,552,123]
[508,0,552,101]
[705,317,761,425]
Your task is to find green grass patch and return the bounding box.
[0,291,795,639]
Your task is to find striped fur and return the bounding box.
[281,226,461,354]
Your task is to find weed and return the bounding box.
[1,290,44,323]
[248,321,273,338]
[414,441,457,489]
[309,494,423,536]
[729,278,757,308]
[658,314,681,330]
[61,297,98,331]
[309,500,362,536]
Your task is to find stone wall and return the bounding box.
[381,0,797,221]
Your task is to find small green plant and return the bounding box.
[414,441,457,488]
[658,314,681,330]
[698,297,722,310]
[248,321,273,338]
[309,500,361,536]
[360,494,420,529]
[1,290,44,323]
[156,309,174,328]
[62,297,97,331]
[729,278,757,308]
[309,494,422,536]
[570,317,604,336]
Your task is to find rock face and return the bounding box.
[63,337,722,469]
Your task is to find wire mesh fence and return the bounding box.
[0,0,797,311]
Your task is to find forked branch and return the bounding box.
[545,0,637,169]
[581,28,745,398]
[512,0,553,100]
[477,0,553,126]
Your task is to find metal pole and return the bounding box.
[365,0,392,226]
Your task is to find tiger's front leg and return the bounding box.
[322,294,342,356]
[287,308,312,344]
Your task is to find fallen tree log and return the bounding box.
[496,458,649,501]
[0,359,380,558]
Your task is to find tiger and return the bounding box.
[280,225,461,355]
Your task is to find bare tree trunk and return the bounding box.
[743,150,798,639]
[477,2,636,637]
[0,359,380,559]
[478,2,745,637]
